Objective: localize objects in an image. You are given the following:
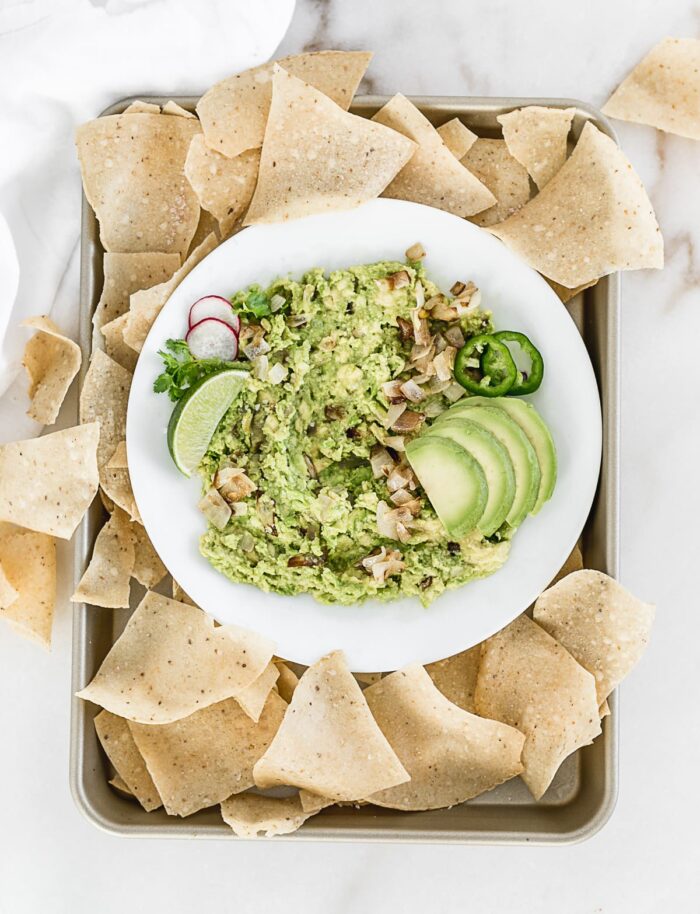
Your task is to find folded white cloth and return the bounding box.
[0,0,295,441]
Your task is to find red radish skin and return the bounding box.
[188,296,241,335]
[186,318,239,361]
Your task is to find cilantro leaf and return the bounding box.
[230,285,272,319]
[153,338,243,402]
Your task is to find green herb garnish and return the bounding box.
[153,339,239,402]
[232,286,272,319]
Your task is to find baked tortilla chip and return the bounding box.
[0,524,56,648]
[235,661,280,722]
[101,469,140,523]
[76,591,274,723]
[498,106,575,189]
[437,118,478,159]
[424,644,481,712]
[162,100,196,119]
[221,793,325,838]
[109,774,132,796]
[602,38,700,140]
[0,423,99,539]
[197,50,372,159]
[253,651,409,801]
[545,277,598,304]
[123,100,161,115]
[100,314,138,373]
[94,709,162,811]
[548,542,583,587]
[187,209,222,257]
[106,440,128,469]
[245,69,415,225]
[21,316,81,425]
[124,233,218,352]
[171,578,198,607]
[373,95,496,217]
[92,252,180,349]
[129,692,286,817]
[71,505,134,608]
[365,666,524,810]
[273,660,299,704]
[475,614,600,800]
[185,136,260,235]
[534,569,655,705]
[354,672,382,686]
[489,122,663,287]
[76,112,200,258]
[79,350,132,477]
[130,522,167,589]
[462,139,531,227]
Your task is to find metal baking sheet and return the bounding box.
[70,95,619,843]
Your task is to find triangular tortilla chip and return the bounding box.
[109,774,132,796]
[475,614,601,800]
[76,112,200,258]
[365,666,524,810]
[185,136,260,236]
[100,314,138,373]
[79,350,132,478]
[545,277,598,304]
[498,106,575,189]
[100,470,140,524]
[187,209,221,257]
[92,252,180,350]
[234,661,280,722]
[106,440,128,470]
[72,505,134,608]
[123,233,218,352]
[221,793,326,837]
[0,562,18,609]
[76,591,275,723]
[253,651,409,801]
[0,524,56,648]
[21,316,81,425]
[534,569,655,705]
[273,660,299,704]
[437,118,478,159]
[424,644,481,712]
[123,100,161,115]
[128,692,286,817]
[94,710,162,811]
[372,94,496,217]
[130,522,167,589]
[0,423,99,539]
[489,122,663,287]
[244,69,415,225]
[162,100,196,119]
[602,38,700,140]
[197,50,373,159]
[462,138,531,227]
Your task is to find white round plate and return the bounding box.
[128,199,601,671]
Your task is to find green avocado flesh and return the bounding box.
[198,261,511,607]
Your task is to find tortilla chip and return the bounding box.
[489,122,663,287]
[79,350,131,476]
[364,666,524,810]
[273,660,299,704]
[533,569,655,705]
[600,700,611,719]
[475,614,600,800]
[245,69,415,226]
[498,106,575,189]
[0,423,99,539]
[602,38,700,140]
[235,661,280,722]
[71,505,134,608]
[372,94,496,217]
[0,562,18,609]
[21,316,81,425]
[424,644,481,712]
[545,277,598,304]
[253,651,409,801]
[94,709,162,811]
[0,524,56,648]
[298,789,337,814]
[129,692,286,817]
[106,440,128,470]
[437,118,478,159]
[100,470,140,523]
[548,542,584,587]
[109,774,132,796]
[185,136,260,235]
[130,522,167,589]
[100,314,138,373]
[221,793,326,837]
[92,252,180,350]
[354,672,382,686]
[124,233,218,352]
[197,50,373,159]
[123,100,161,115]
[461,138,531,227]
[76,112,200,258]
[162,100,196,119]
[76,591,275,723]
[171,578,198,607]
[187,210,222,258]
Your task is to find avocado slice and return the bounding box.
[440,396,557,514]
[427,418,516,535]
[439,406,540,528]
[405,436,488,539]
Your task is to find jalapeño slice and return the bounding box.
[454,334,517,397]
[483,330,544,396]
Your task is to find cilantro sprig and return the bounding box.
[153,339,238,402]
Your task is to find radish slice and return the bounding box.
[186,318,239,361]
[188,296,240,335]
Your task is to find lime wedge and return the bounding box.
[167,369,247,476]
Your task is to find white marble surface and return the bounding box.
[1,0,700,911]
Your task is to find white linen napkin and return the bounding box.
[0,0,295,442]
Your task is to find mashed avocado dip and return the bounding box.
[198,260,511,606]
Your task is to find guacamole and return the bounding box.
[199,260,511,606]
